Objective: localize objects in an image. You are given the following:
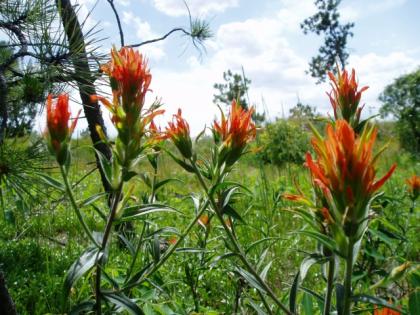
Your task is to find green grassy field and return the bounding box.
[0,130,418,314]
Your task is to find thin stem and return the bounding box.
[190,159,293,315]
[124,220,147,282]
[0,183,5,221]
[59,165,99,247]
[95,184,124,314]
[343,242,354,315]
[121,201,209,291]
[323,256,335,315]
[106,0,125,46]
[258,290,274,315]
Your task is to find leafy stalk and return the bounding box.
[189,158,293,315]
[121,200,209,291]
[323,256,335,315]
[343,242,354,315]
[95,183,123,314]
[59,164,100,247]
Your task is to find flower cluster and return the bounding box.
[163,109,193,159]
[374,306,401,315]
[327,68,368,130]
[406,174,420,201]
[92,46,163,166]
[45,94,80,165]
[306,120,396,245]
[213,100,256,166]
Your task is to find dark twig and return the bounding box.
[129,28,190,48]
[106,0,124,46]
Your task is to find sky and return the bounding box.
[45,0,420,135]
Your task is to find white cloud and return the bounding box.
[347,52,418,114]
[152,0,238,17]
[146,8,420,134]
[341,0,407,21]
[116,0,131,6]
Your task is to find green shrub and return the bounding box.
[260,119,310,167]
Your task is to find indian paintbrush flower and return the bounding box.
[45,94,80,165]
[327,68,369,131]
[306,119,396,251]
[101,46,151,114]
[374,306,401,315]
[163,109,193,159]
[92,46,163,167]
[406,174,420,201]
[213,100,256,166]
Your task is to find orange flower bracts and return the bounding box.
[164,109,193,159]
[327,68,368,130]
[306,120,396,242]
[373,306,401,315]
[93,47,163,165]
[101,46,151,113]
[45,94,80,165]
[406,174,420,200]
[213,100,256,166]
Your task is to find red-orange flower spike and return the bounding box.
[164,109,193,159]
[306,120,396,234]
[102,46,151,112]
[45,94,80,165]
[213,100,256,165]
[327,68,368,129]
[406,174,420,200]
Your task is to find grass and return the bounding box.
[0,128,418,314]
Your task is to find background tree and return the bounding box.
[379,68,420,156]
[213,69,265,123]
[301,0,354,83]
[260,119,310,167]
[289,101,317,121]
[213,69,251,109]
[0,44,45,137]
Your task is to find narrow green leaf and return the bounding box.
[301,292,314,315]
[293,230,337,254]
[289,271,300,314]
[245,237,283,254]
[154,178,182,191]
[409,290,420,315]
[259,261,273,282]
[300,254,328,281]
[63,247,102,298]
[77,192,107,208]
[102,291,144,315]
[245,298,267,315]
[234,266,266,293]
[38,173,65,191]
[223,204,245,223]
[69,300,95,315]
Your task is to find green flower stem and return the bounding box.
[323,256,335,315]
[59,165,100,248]
[124,220,147,283]
[121,200,209,291]
[343,242,354,315]
[95,183,124,315]
[190,159,293,315]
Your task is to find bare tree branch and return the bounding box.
[106,0,124,47]
[129,27,190,48]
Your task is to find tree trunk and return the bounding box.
[56,0,113,193]
[0,272,16,315]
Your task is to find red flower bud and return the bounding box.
[45,94,80,165]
